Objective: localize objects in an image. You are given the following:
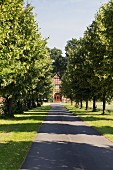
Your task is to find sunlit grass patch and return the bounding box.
[0,105,51,170]
[64,103,113,143]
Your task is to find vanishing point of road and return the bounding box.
[21,104,113,170]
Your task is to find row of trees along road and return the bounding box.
[0,0,52,117]
[61,0,113,114]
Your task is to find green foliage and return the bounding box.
[49,47,67,77]
[62,38,92,102]
[62,0,113,114]
[0,0,52,117]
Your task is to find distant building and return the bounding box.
[53,74,62,102]
[0,97,4,103]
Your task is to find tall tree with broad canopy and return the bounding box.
[0,1,52,117]
[62,38,92,109]
[83,21,106,112]
[90,1,113,114]
[49,47,67,78]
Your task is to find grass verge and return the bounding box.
[0,105,51,170]
[64,103,113,143]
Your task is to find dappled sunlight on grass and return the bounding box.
[64,103,113,143]
[0,141,31,169]
[0,105,51,169]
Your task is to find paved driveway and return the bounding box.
[21,104,113,170]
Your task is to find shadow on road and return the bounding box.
[39,123,101,136]
[21,141,113,170]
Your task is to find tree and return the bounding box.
[61,71,75,105]
[62,38,92,109]
[0,1,52,117]
[86,2,113,114]
[49,47,67,78]
[83,21,105,112]
[61,0,113,114]
[0,0,25,116]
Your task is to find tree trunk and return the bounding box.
[4,97,14,118]
[8,98,14,117]
[92,97,96,112]
[102,94,106,115]
[32,98,36,108]
[80,99,82,109]
[86,100,88,110]
[27,99,32,109]
[23,99,28,111]
[36,98,41,107]
[71,100,73,105]
[36,98,38,106]
[16,100,23,114]
[75,101,79,108]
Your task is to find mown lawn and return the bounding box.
[65,103,113,143]
[0,105,51,170]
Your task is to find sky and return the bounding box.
[24,0,109,54]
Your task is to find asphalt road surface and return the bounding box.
[21,104,113,170]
